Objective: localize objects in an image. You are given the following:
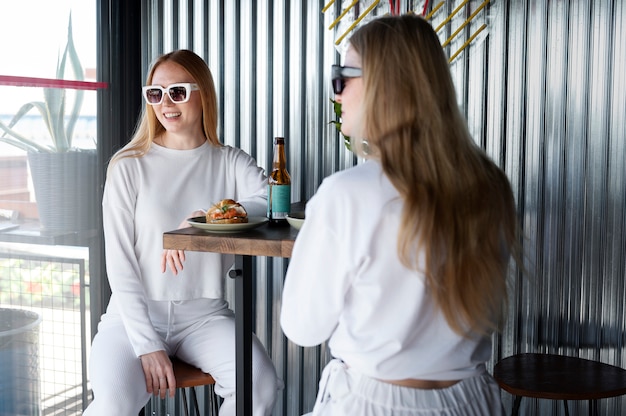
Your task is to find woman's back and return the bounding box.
[281,161,493,380]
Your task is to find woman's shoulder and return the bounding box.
[322,161,384,190]
[210,143,255,158]
[314,162,393,209]
[107,150,142,175]
[308,161,396,229]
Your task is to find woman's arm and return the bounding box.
[280,186,354,347]
[228,146,267,216]
[102,161,164,356]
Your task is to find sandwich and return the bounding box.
[206,199,248,224]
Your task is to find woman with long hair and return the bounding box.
[85,49,279,415]
[281,15,519,415]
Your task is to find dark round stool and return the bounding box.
[493,353,626,416]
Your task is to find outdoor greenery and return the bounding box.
[0,15,84,153]
[0,256,86,308]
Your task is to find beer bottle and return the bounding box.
[267,137,291,226]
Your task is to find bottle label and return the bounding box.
[267,184,291,219]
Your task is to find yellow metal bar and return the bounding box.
[442,0,490,47]
[322,0,335,13]
[335,0,381,45]
[448,23,487,63]
[435,0,469,32]
[329,0,359,30]
[424,1,445,21]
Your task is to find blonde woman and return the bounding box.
[85,50,279,415]
[281,15,519,415]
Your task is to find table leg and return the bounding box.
[512,396,521,416]
[230,255,253,416]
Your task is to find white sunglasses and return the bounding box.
[142,83,199,105]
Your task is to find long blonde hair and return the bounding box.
[108,49,220,173]
[350,15,520,335]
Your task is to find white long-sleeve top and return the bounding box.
[102,141,266,355]
[280,160,492,381]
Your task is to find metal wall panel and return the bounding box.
[142,1,626,414]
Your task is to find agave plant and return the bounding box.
[0,14,84,153]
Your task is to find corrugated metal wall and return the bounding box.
[141,0,626,414]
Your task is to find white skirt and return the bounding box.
[307,359,505,416]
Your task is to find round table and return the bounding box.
[493,353,626,416]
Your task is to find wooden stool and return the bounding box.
[493,353,626,416]
[169,357,219,416]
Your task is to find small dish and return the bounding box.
[286,211,305,230]
[187,216,268,233]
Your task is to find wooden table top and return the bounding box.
[493,353,626,400]
[163,223,298,258]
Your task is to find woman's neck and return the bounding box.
[154,132,206,150]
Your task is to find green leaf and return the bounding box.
[333,99,342,118]
[0,119,52,152]
[63,13,85,149]
[329,99,352,151]
[43,87,67,149]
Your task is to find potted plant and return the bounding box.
[0,15,96,233]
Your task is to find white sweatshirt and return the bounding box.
[281,160,492,381]
[102,142,266,355]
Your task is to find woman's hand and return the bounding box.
[161,210,205,275]
[140,350,175,398]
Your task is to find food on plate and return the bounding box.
[206,199,248,224]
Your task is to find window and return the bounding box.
[0,1,99,414]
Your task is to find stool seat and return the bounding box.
[493,353,626,416]
[166,357,219,416]
[171,357,216,388]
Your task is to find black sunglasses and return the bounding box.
[331,64,362,94]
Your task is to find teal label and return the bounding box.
[267,184,291,219]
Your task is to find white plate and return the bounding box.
[187,216,268,233]
[286,212,305,230]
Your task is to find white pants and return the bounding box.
[307,359,504,416]
[83,297,280,416]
